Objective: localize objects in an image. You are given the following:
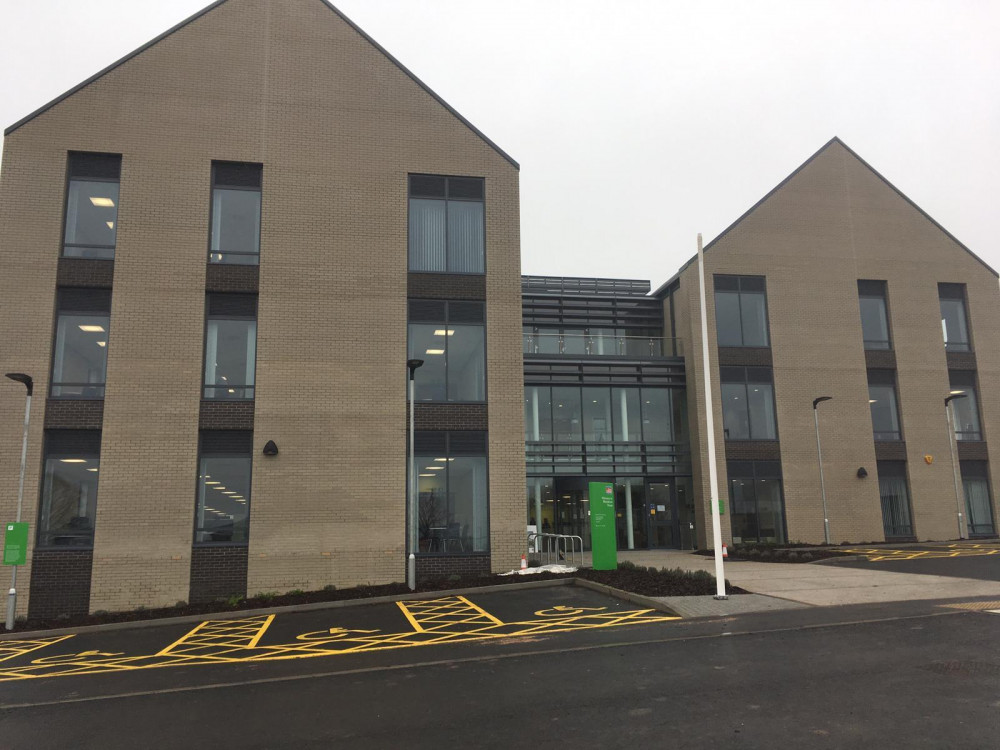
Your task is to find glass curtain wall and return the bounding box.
[858,280,892,350]
[63,153,121,259]
[209,162,262,265]
[408,175,485,273]
[938,284,971,352]
[714,275,770,347]
[38,431,102,547]
[727,461,785,544]
[961,462,995,536]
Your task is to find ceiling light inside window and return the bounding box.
[78,325,105,332]
[205,481,220,485]
[90,197,115,207]
[419,473,434,477]
[96,341,106,347]
[425,466,444,471]
[60,459,87,463]
[950,390,966,395]
[433,330,455,336]
[425,349,445,355]
[106,221,115,230]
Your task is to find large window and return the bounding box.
[877,461,913,538]
[408,300,485,402]
[413,431,488,553]
[714,275,770,347]
[961,461,995,537]
[195,432,252,544]
[721,367,777,440]
[868,370,902,441]
[38,431,101,547]
[51,289,111,399]
[63,152,121,259]
[524,385,680,444]
[204,294,257,399]
[408,175,485,273]
[209,162,262,265]
[727,461,785,544]
[939,283,971,352]
[858,280,892,350]
[949,371,982,441]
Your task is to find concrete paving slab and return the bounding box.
[594,549,1000,606]
[652,594,808,618]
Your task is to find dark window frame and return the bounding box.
[407,174,487,275]
[407,300,487,404]
[194,431,254,547]
[207,161,263,266]
[868,369,903,442]
[49,289,112,400]
[938,283,972,352]
[720,366,778,441]
[713,274,771,349]
[36,429,103,549]
[410,430,490,555]
[202,293,258,401]
[61,152,122,260]
[949,370,983,441]
[726,460,787,545]
[857,280,893,351]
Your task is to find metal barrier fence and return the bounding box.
[527,532,584,568]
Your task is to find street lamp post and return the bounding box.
[406,359,424,591]
[812,396,833,545]
[4,373,33,631]
[945,393,968,540]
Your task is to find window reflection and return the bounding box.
[39,450,100,547]
[51,313,109,398]
[196,454,252,544]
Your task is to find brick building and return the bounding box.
[1,3,997,621]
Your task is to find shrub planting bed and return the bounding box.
[696,543,850,563]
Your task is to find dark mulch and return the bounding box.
[1,564,737,635]
[695,545,850,563]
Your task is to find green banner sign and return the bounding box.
[3,523,28,566]
[588,482,617,570]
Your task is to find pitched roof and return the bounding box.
[4,0,519,170]
[652,136,997,296]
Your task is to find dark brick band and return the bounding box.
[718,347,773,366]
[44,399,105,430]
[407,272,486,300]
[206,264,259,294]
[56,258,114,288]
[724,440,781,461]
[28,549,94,619]
[200,400,255,430]
[411,403,488,431]
[874,441,908,461]
[189,545,249,604]
[415,553,491,582]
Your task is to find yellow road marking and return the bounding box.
[939,600,1000,611]
[0,635,75,664]
[0,597,680,684]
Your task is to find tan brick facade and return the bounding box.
[0,0,522,615]
[673,140,1000,546]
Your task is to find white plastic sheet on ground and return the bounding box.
[500,564,578,576]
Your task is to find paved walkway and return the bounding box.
[586,549,1000,608]
[654,593,807,618]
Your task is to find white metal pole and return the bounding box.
[697,233,727,599]
[407,376,417,590]
[6,391,30,631]
[814,406,831,544]
[946,401,966,539]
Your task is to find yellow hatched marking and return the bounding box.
[0,598,681,684]
[0,635,74,663]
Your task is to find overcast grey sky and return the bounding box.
[2,0,997,284]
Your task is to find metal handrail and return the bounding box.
[523,332,681,358]
[527,532,584,568]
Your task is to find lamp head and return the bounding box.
[4,373,33,396]
[406,359,424,379]
[813,396,833,409]
[945,393,968,407]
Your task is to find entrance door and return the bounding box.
[647,481,677,548]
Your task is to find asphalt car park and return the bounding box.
[820,541,1000,581]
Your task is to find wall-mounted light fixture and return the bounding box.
[857,467,868,479]
[262,440,278,456]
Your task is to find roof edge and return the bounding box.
[4,0,230,137]
[319,1,518,170]
[5,0,521,171]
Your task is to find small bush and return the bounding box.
[800,552,813,561]
[786,551,800,561]
[287,589,305,597]
[448,574,461,583]
[323,584,337,592]
[174,600,187,609]
[759,550,773,560]
[225,594,245,608]
[254,592,278,602]
[618,560,638,571]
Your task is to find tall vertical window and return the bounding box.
[63,152,121,259]
[949,371,982,441]
[714,275,770,347]
[408,300,485,402]
[209,162,262,265]
[858,280,892,350]
[38,431,101,547]
[413,431,489,553]
[51,289,111,398]
[727,461,785,544]
[196,432,253,544]
[939,283,971,352]
[721,367,777,440]
[204,294,257,399]
[960,461,995,537]
[877,461,913,538]
[868,370,902,441]
[408,175,485,273]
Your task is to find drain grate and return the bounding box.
[921,661,1000,677]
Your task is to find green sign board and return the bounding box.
[3,523,28,566]
[588,482,617,570]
